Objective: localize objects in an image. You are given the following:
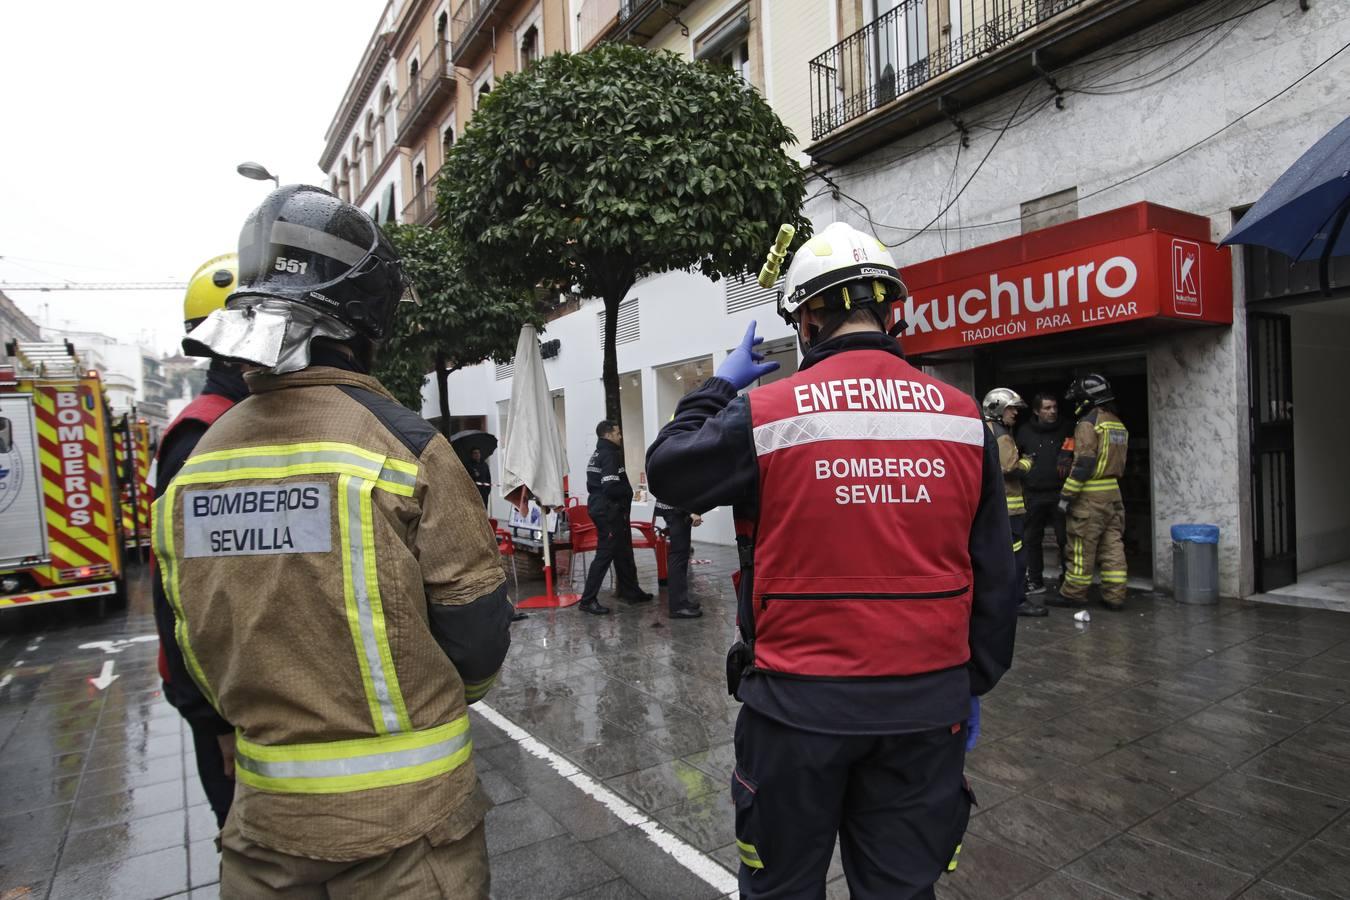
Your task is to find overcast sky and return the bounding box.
[0,2,377,355]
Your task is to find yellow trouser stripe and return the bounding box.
[235,716,471,794]
[737,840,764,870]
[1012,540,1023,553]
[1006,497,1025,511]
[464,673,498,702]
[948,843,962,873]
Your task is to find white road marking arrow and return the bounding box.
[0,674,12,692]
[89,661,119,691]
[79,635,157,655]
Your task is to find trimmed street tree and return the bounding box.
[375,222,544,426]
[438,43,810,426]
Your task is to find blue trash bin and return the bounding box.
[1172,524,1219,604]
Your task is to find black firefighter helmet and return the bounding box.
[1065,373,1114,415]
[231,184,413,342]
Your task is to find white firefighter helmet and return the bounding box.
[981,388,1027,421]
[778,222,907,326]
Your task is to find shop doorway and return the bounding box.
[1252,296,1350,606]
[986,352,1153,583]
[1248,312,1296,592]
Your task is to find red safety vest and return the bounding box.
[745,349,986,679]
[159,392,236,452]
[155,392,237,684]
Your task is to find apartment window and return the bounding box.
[437,10,449,48]
[474,66,493,108]
[363,113,376,173]
[442,124,456,156]
[695,7,751,81]
[351,137,363,195]
[520,24,540,69]
[379,84,395,151]
[414,161,426,196]
[409,57,421,101]
[871,0,929,101]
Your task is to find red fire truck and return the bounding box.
[1,341,125,611]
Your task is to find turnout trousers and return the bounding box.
[1061,493,1127,606]
[731,706,972,900]
[581,512,643,602]
[220,815,489,899]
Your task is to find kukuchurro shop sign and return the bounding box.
[894,202,1233,356]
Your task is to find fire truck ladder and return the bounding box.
[4,340,83,379]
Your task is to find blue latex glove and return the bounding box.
[965,696,981,752]
[716,321,780,391]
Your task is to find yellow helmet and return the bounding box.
[183,253,238,332]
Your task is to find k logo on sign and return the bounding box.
[1171,239,1202,317]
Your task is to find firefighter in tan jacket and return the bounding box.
[1049,373,1129,611]
[154,185,510,897]
[982,389,1047,618]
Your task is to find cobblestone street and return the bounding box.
[4,547,1350,899]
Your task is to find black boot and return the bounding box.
[579,599,611,615]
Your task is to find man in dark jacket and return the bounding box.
[1015,393,1073,593]
[579,420,653,615]
[647,222,1017,899]
[466,447,492,508]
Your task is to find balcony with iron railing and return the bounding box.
[450,0,509,66]
[807,0,1207,164]
[585,0,693,46]
[402,171,442,225]
[396,41,455,148]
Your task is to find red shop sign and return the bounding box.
[894,202,1232,356]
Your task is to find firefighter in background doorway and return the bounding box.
[153,253,250,827]
[1050,374,1129,611]
[982,389,1047,618]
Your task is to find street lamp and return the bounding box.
[236,161,279,188]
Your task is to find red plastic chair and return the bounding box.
[489,517,519,591]
[564,504,598,590]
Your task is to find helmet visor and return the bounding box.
[182,299,355,373]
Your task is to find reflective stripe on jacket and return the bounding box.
[987,420,1028,515]
[1062,408,1128,503]
[151,366,504,861]
[746,350,985,679]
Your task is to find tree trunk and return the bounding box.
[601,289,625,428]
[434,351,452,438]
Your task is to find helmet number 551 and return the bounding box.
[274,257,309,274]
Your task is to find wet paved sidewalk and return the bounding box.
[4,549,1350,899]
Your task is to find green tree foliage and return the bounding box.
[439,43,810,425]
[374,222,544,423]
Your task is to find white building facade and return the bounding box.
[436,0,1350,603]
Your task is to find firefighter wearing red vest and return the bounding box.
[647,222,1018,899]
[1049,374,1129,610]
[153,253,251,827]
[982,388,1047,618]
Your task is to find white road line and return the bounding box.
[475,702,738,895]
[0,674,12,691]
